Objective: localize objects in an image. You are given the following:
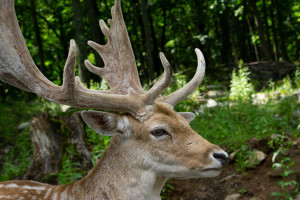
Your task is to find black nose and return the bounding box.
[213,153,229,167]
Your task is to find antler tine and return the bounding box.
[85,0,144,95]
[160,48,206,106]
[144,52,173,105]
[62,39,76,92]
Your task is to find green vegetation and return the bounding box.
[191,96,299,148]
[269,134,299,199]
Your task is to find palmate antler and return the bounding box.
[0,0,205,118]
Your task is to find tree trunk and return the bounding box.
[270,0,279,61]
[23,114,60,182]
[262,0,273,58]
[161,6,167,53]
[72,0,91,86]
[148,9,160,75]
[246,17,260,62]
[274,0,289,61]
[30,0,46,74]
[250,0,273,61]
[141,0,155,80]
[219,11,231,64]
[225,5,239,65]
[63,113,92,169]
[86,0,105,69]
[23,113,92,182]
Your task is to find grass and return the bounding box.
[191,97,299,148]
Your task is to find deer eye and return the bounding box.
[150,129,169,137]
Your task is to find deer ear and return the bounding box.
[81,111,129,136]
[177,112,195,123]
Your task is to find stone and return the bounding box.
[18,121,31,129]
[206,90,218,98]
[271,133,284,139]
[207,99,217,108]
[268,166,283,178]
[295,194,300,200]
[225,193,241,200]
[230,152,236,160]
[253,150,267,162]
[293,137,300,146]
[246,150,267,168]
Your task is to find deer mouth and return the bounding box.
[203,167,222,171]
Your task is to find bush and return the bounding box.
[229,66,254,101]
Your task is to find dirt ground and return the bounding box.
[167,137,300,200]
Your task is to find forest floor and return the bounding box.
[166,136,300,200]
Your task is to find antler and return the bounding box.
[0,0,205,118]
[160,49,206,106]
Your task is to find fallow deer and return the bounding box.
[0,0,229,199]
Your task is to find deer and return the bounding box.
[0,0,229,199]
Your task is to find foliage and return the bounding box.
[0,127,33,181]
[229,66,254,101]
[161,183,175,199]
[0,100,42,181]
[86,127,111,167]
[232,145,256,173]
[57,146,85,185]
[269,135,299,199]
[190,97,299,148]
[295,67,300,88]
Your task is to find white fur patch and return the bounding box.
[22,185,46,190]
[51,192,57,200]
[44,188,52,199]
[5,183,18,188]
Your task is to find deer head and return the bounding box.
[0,0,228,199]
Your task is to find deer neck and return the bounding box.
[70,136,167,200]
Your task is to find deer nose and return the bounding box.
[213,152,229,167]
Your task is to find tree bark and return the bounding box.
[246,17,260,62]
[274,0,289,61]
[225,5,239,64]
[262,0,273,58]
[149,10,160,75]
[30,0,46,74]
[23,114,60,181]
[141,0,155,80]
[250,0,273,61]
[161,6,167,53]
[270,0,279,61]
[63,113,92,169]
[72,0,91,86]
[86,0,105,69]
[219,11,231,64]
[23,113,92,182]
